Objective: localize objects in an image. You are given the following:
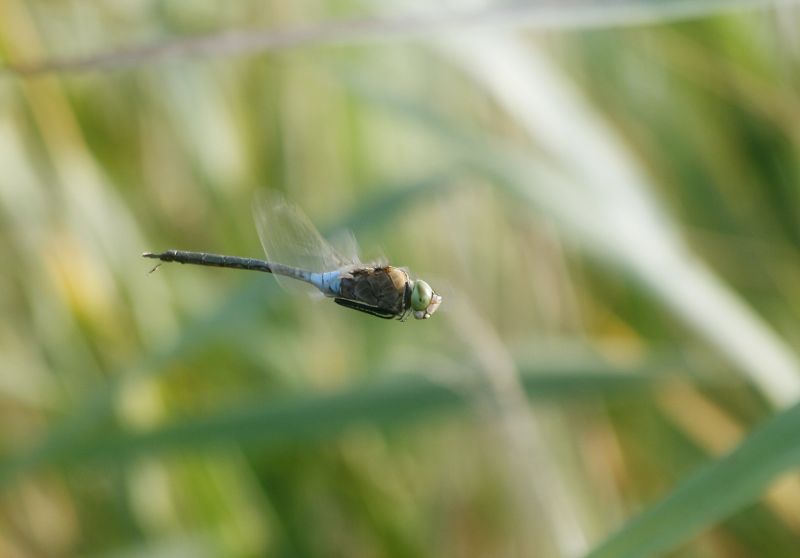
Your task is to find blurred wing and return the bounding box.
[329,228,387,268]
[328,229,362,267]
[252,192,357,293]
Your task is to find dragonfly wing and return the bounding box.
[328,229,362,267]
[252,192,356,294]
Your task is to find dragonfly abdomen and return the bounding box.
[306,270,342,297]
[143,250,339,294]
[143,250,273,273]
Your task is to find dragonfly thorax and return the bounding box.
[332,266,412,320]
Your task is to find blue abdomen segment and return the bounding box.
[267,263,341,296]
[308,270,342,296]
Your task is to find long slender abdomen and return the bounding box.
[143,250,316,287]
[143,250,273,272]
[268,262,316,285]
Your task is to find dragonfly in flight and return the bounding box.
[143,194,442,320]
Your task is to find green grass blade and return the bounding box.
[586,401,800,558]
[4,361,666,475]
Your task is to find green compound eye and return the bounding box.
[411,280,433,312]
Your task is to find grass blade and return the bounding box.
[31,361,666,471]
[586,401,800,558]
[3,0,794,76]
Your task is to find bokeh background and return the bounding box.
[2,1,800,557]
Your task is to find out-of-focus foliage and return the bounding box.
[1,1,799,557]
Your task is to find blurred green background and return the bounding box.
[2,1,800,557]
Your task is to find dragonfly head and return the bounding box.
[410,279,443,320]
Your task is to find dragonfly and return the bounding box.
[143,194,442,320]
